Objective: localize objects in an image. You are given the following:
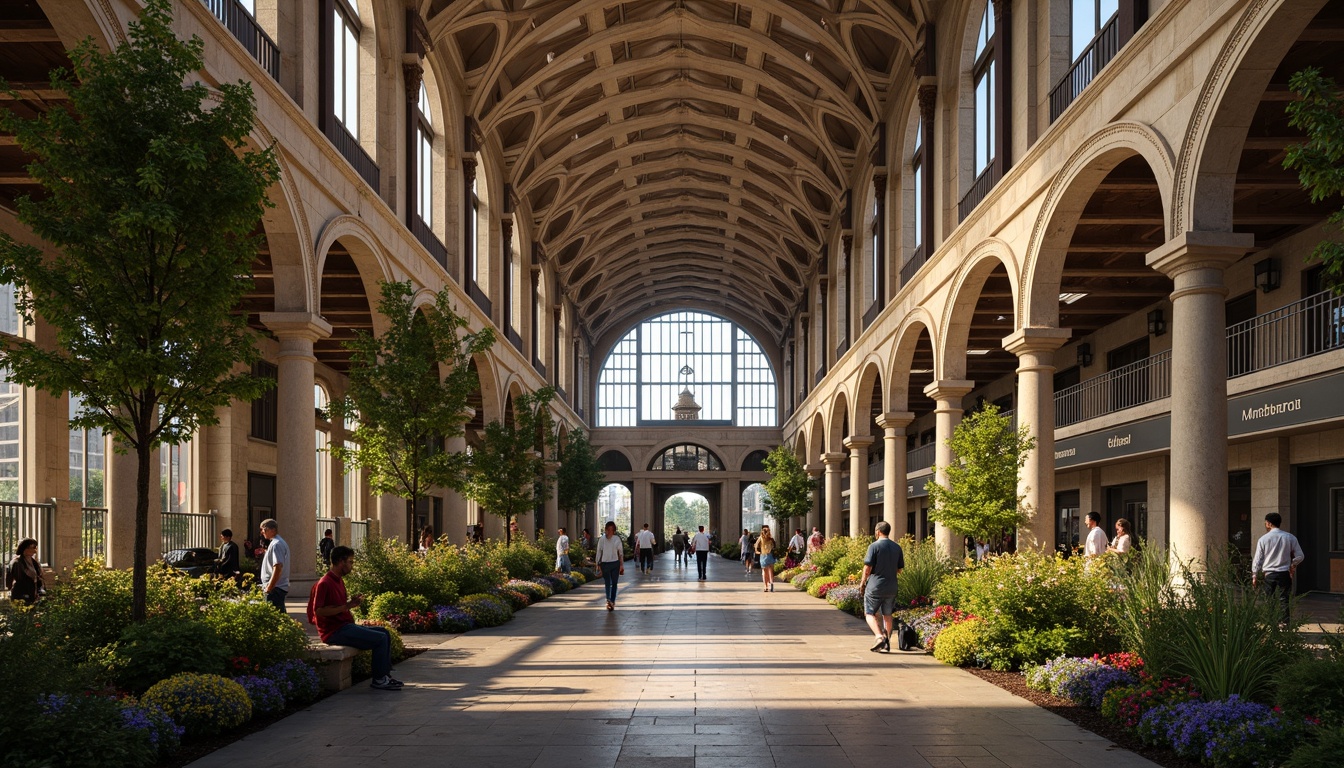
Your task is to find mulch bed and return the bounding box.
[965,668,1200,768]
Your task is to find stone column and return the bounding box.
[336,516,352,549]
[924,380,974,560]
[443,434,470,544]
[379,493,411,543]
[261,313,332,582]
[876,412,914,538]
[1147,231,1251,567]
[542,460,561,536]
[845,436,874,537]
[106,440,161,569]
[1003,328,1072,551]
[822,452,847,537]
[805,463,822,533]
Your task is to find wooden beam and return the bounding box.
[0,28,62,44]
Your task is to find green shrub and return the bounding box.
[203,595,308,670]
[141,673,251,737]
[997,626,1090,670]
[345,536,460,607]
[719,544,741,560]
[0,607,86,703]
[350,622,406,678]
[509,579,552,602]
[0,693,176,768]
[807,578,840,598]
[104,616,230,693]
[486,541,545,579]
[458,593,513,627]
[1276,658,1344,725]
[776,566,804,582]
[896,536,954,608]
[431,542,504,597]
[932,619,984,666]
[807,536,850,575]
[366,592,431,622]
[1287,726,1344,768]
[828,554,865,582]
[494,587,531,611]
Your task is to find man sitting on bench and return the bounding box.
[307,545,404,690]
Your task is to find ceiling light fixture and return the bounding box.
[546,51,556,63]
[782,133,789,142]
[1059,292,1088,304]
[804,51,814,63]
[910,368,932,374]
[967,349,992,356]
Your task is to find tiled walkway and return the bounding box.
[190,552,1158,768]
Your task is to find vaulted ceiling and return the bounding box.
[427,0,922,342]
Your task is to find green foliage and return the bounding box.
[464,387,555,544]
[1285,67,1344,291]
[141,673,251,737]
[0,694,169,768]
[344,534,464,607]
[557,430,605,515]
[105,616,230,693]
[366,592,431,623]
[896,536,954,608]
[458,593,514,627]
[932,619,985,666]
[202,596,309,670]
[926,405,1036,544]
[1275,658,1344,726]
[486,540,548,579]
[988,627,1090,671]
[328,280,495,511]
[665,494,710,539]
[762,445,814,520]
[0,0,277,622]
[1287,726,1344,768]
[807,577,840,598]
[808,535,851,575]
[0,607,85,704]
[828,553,865,582]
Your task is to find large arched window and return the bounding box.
[0,283,21,502]
[415,84,433,227]
[973,6,995,177]
[648,444,724,472]
[597,312,777,427]
[314,383,330,519]
[959,0,1011,219]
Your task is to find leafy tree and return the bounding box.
[925,404,1036,546]
[464,387,555,544]
[663,493,707,538]
[327,280,494,533]
[556,429,604,522]
[762,445,814,522]
[1285,67,1344,290]
[0,0,277,621]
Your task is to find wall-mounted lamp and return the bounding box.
[1148,309,1167,337]
[1077,342,1093,367]
[1254,257,1281,293]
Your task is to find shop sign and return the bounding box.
[1229,372,1344,436]
[1052,416,1171,469]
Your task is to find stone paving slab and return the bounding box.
[190,552,1159,768]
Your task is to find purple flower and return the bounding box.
[1059,665,1136,708]
[232,674,286,715]
[433,604,475,633]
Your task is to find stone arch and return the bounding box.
[597,448,634,472]
[314,215,396,322]
[258,146,317,314]
[1023,121,1176,327]
[469,351,502,425]
[808,412,826,466]
[827,391,851,453]
[644,439,730,471]
[852,356,886,435]
[1175,0,1329,234]
[886,308,939,412]
[938,238,1020,380]
[794,431,809,462]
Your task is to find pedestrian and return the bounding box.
[692,525,711,580]
[419,526,435,555]
[635,523,657,574]
[1083,512,1107,557]
[216,528,242,587]
[1251,512,1304,626]
[672,527,688,567]
[307,545,403,690]
[258,518,290,612]
[555,527,572,574]
[581,528,592,550]
[1107,518,1134,554]
[320,528,336,566]
[860,521,905,652]
[5,538,44,604]
[755,525,777,592]
[739,528,753,573]
[808,526,824,554]
[788,528,806,564]
[597,521,625,610]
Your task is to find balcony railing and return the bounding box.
[324,120,380,190]
[1055,350,1171,428]
[162,511,216,553]
[958,164,1000,221]
[899,249,926,287]
[202,0,280,81]
[1050,15,1121,122]
[317,517,339,556]
[410,217,449,271]
[82,507,107,563]
[350,520,370,551]
[907,443,936,473]
[1227,289,1344,378]
[0,501,55,568]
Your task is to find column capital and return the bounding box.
[1146,231,1253,279]
[1002,327,1072,356]
[260,312,333,342]
[876,411,915,431]
[543,460,561,473]
[923,379,974,403]
[805,463,823,477]
[843,435,875,451]
[822,452,848,468]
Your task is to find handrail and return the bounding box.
[1050,15,1121,122]
[1054,350,1171,427]
[161,511,216,553]
[202,0,280,81]
[81,507,107,563]
[410,217,449,270]
[958,164,1000,221]
[907,443,936,472]
[0,501,56,568]
[324,120,380,190]
[1227,289,1344,378]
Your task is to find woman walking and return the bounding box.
[596,521,625,611]
[1108,518,1134,554]
[6,538,44,604]
[739,528,753,573]
[755,525,777,592]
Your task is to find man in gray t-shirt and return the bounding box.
[259,518,291,612]
[860,521,904,652]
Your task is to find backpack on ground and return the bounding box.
[895,620,920,651]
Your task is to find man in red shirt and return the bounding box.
[307,546,403,690]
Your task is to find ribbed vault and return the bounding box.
[427,0,920,341]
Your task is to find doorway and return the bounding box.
[1056,489,1081,553]
[1293,461,1344,593]
[1228,471,1253,562]
[665,492,711,542]
[1105,482,1148,541]
[246,472,275,545]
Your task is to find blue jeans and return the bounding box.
[265,587,288,612]
[600,560,620,603]
[556,553,571,574]
[327,622,393,680]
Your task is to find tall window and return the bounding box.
[331,0,360,139]
[69,395,106,507]
[596,311,778,427]
[468,171,481,285]
[238,0,256,14]
[973,5,995,177]
[869,193,882,305]
[1072,0,1119,60]
[315,384,330,518]
[415,83,433,226]
[160,440,191,515]
[0,284,20,502]
[912,122,924,253]
[342,414,361,518]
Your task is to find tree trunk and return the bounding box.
[132,438,153,623]
[505,513,511,546]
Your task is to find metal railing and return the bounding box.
[202,0,280,81]
[907,443,936,473]
[324,120,380,190]
[0,501,55,568]
[350,520,369,551]
[1054,349,1171,427]
[410,216,449,270]
[1049,15,1121,122]
[899,250,926,287]
[316,516,338,547]
[161,512,215,553]
[1227,289,1344,378]
[958,164,1000,221]
[81,507,107,563]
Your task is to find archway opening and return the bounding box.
[664,491,710,542]
[740,482,772,533]
[596,482,632,538]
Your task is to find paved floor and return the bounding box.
[191,552,1158,768]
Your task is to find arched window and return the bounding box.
[596,311,778,427]
[415,84,433,227]
[648,444,724,472]
[741,450,770,473]
[741,482,771,531]
[911,120,924,255]
[960,0,1010,219]
[322,0,378,188]
[463,153,492,313]
[596,483,632,535]
[314,384,330,518]
[973,6,995,178]
[0,283,22,502]
[597,450,632,472]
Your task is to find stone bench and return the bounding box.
[305,643,361,692]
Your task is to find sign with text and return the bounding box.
[1228,371,1344,436]
[1052,415,1171,469]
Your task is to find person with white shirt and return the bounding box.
[1251,512,1304,626]
[691,526,712,580]
[635,523,657,574]
[555,527,571,574]
[1107,519,1134,555]
[596,521,625,611]
[788,529,806,561]
[1083,512,1108,558]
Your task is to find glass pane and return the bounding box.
[1072,0,1096,60]
[976,5,993,57]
